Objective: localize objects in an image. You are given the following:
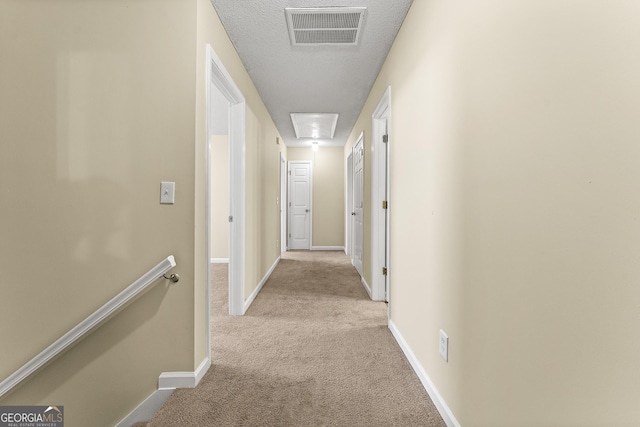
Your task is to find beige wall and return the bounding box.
[210,135,229,259]
[0,0,285,425]
[346,1,640,425]
[288,147,345,248]
[0,1,197,425]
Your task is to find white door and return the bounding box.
[288,161,311,250]
[280,153,287,252]
[353,134,364,276]
[346,152,353,256]
[380,118,389,301]
[372,87,391,303]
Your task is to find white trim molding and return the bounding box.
[371,85,391,303]
[116,357,210,427]
[360,276,372,299]
[388,320,461,427]
[115,388,174,427]
[159,357,210,390]
[210,258,230,264]
[311,246,345,251]
[243,256,280,313]
[206,43,246,318]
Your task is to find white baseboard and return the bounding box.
[244,256,280,313]
[194,357,210,385]
[116,357,210,427]
[360,276,372,298]
[115,388,174,427]
[311,246,345,251]
[210,258,229,264]
[388,320,461,427]
[159,357,210,389]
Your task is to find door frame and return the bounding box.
[206,44,246,323]
[345,152,353,256]
[371,86,391,305]
[288,160,313,250]
[280,152,287,252]
[352,133,364,278]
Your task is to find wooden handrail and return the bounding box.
[0,255,177,398]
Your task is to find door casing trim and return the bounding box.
[371,86,391,306]
[206,44,246,318]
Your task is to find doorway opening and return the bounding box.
[288,161,312,250]
[371,86,391,306]
[280,152,287,253]
[352,133,364,278]
[346,152,353,257]
[206,45,246,334]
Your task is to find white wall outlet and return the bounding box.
[439,329,449,362]
[160,182,175,204]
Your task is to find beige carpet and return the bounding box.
[143,250,445,426]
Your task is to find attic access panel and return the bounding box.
[290,113,339,139]
[285,7,367,46]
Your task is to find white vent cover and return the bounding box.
[285,7,366,46]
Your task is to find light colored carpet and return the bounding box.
[144,250,445,426]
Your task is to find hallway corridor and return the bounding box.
[145,251,445,426]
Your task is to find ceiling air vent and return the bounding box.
[285,7,366,46]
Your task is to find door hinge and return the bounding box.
[382,267,387,276]
[228,216,233,223]
[382,134,388,143]
[382,201,388,209]
[289,233,291,238]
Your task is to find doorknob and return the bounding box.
[305,209,309,212]
[351,212,356,216]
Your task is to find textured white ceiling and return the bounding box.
[210,0,413,148]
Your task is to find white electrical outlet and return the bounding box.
[439,329,449,362]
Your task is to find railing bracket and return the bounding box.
[163,273,180,283]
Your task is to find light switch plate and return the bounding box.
[439,329,449,362]
[160,182,175,204]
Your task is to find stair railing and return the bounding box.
[0,255,178,399]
